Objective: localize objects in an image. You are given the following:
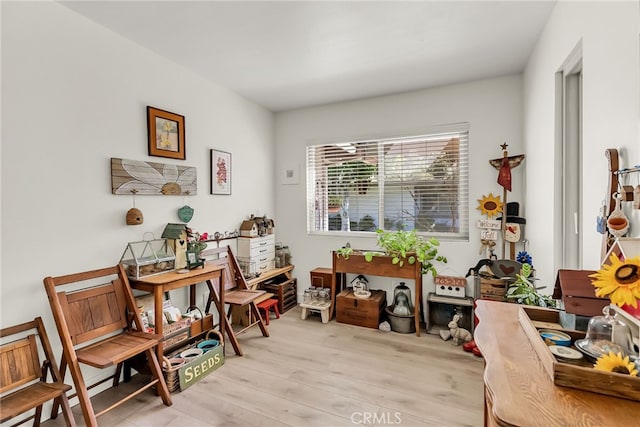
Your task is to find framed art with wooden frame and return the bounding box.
[147,106,185,160]
[210,149,231,195]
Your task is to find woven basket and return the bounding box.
[162,329,224,393]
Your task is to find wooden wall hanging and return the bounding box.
[111,158,197,195]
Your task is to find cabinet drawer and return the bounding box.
[248,245,275,259]
[256,260,275,274]
[238,235,275,255]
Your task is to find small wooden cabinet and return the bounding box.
[310,267,345,291]
[238,235,276,275]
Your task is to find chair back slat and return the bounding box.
[58,281,128,345]
[0,335,40,393]
[200,246,250,291]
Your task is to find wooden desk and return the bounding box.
[474,300,640,426]
[332,252,423,336]
[129,264,226,361]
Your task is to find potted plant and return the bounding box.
[505,264,556,308]
[336,229,447,275]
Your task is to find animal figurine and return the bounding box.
[447,314,473,345]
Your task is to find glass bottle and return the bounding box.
[283,246,291,265]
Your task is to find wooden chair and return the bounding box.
[0,316,76,427]
[200,246,269,356]
[43,265,172,427]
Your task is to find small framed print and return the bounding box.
[147,106,185,160]
[281,163,299,185]
[211,149,231,195]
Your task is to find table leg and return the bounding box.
[154,288,164,361]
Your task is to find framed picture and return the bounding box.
[210,149,231,195]
[147,106,185,160]
[281,162,300,185]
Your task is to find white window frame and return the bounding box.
[306,124,469,241]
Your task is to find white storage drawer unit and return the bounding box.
[238,235,275,275]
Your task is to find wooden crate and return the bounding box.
[479,277,509,301]
[519,305,640,402]
[336,289,386,329]
[262,278,297,314]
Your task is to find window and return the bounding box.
[306,125,469,240]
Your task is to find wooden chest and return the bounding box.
[336,289,386,329]
[261,278,297,314]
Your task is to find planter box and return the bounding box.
[336,289,386,329]
[519,305,640,402]
[333,252,420,279]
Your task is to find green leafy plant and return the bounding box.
[335,229,447,276]
[506,264,556,308]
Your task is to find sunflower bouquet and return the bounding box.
[589,254,640,308]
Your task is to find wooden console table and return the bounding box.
[332,252,423,336]
[129,264,228,360]
[474,300,640,426]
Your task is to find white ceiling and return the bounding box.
[60,1,556,112]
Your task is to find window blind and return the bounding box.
[306,125,469,239]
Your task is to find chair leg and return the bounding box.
[113,362,123,387]
[273,303,280,319]
[207,285,243,356]
[50,352,67,419]
[34,404,43,427]
[249,302,269,337]
[58,392,77,427]
[144,349,172,407]
[259,306,270,325]
[65,355,99,427]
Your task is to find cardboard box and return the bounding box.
[336,289,386,329]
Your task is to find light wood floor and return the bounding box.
[44,307,485,427]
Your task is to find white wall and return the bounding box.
[1,0,274,388]
[275,75,524,303]
[523,1,640,285]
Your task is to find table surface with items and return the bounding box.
[129,264,226,360]
[474,300,640,426]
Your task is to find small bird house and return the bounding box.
[239,220,259,237]
[162,223,188,269]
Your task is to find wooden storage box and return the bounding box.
[553,269,609,317]
[478,277,510,301]
[261,278,297,314]
[519,305,640,402]
[336,289,386,329]
[189,314,214,337]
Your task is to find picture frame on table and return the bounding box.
[147,106,185,160]
[210,149,231,195]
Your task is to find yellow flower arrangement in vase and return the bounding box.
[589,254,640,308]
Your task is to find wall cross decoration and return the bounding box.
[111,158,197,195]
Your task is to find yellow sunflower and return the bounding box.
[477,193,503,218]
[589,254,640,308]
[593,351,638,376]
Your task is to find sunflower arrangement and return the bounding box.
[594,351,638,376]
[589,254,640,308]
